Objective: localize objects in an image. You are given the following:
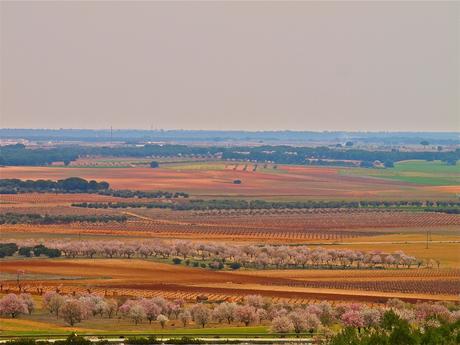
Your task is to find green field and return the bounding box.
[342,160,459,186]
[0,316,270,337]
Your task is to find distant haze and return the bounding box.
[1,1,459,131]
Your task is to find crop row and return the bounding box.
[268,279,460,295]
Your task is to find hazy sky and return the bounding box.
[1,1,459,131]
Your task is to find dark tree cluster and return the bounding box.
[98,189,188,199]
[0,178,109,194]
[0,178,188,198]
[0,144,79,166]
[305,160,357,167]
[0,213,127,225]
[221,145,459,167]
[1,243,60,258]
[0,243,18,258]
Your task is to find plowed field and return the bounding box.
[1,259,458,304]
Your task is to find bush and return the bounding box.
[18,247,32,257]
[45,248,61,258]
[172,258,182,265]
[54,335,91,345]
[229,262,242,270]
[208,261,224,270]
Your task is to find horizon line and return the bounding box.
[1,128,459,134]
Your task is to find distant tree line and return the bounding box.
[72,201,171,209]
[1,143,458,166]
[0,144,79,166]
[424,207,460,214]
[98,189,189,199]
[0,178,189,198]
[222,145,459,167]
[72,199,460,212]
[0,177,109,194]
[2,128,459,144]
[0,213,127,225]
[305,160,357,167]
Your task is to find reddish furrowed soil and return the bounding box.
[0,193,143,205]
[0,205,120,216]
[0,165,452,199]
[1,259,458,304]
[3,208,458,242]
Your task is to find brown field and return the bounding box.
[0,205,121,217]
[0,193,144,205]
[2,207,458,244]
[1,163,459,309]
[1,259,459,304]
[1,165,456,199]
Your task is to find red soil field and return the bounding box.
[1,259,458,304]
[0,193,143,205]
[3,208,457,242]
[0,165,452,199]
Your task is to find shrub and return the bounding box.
[54,335,91,345]
[172,258,182,265]
[18,247,32,257]
[229,262,242,270]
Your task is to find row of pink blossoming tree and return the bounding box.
[0,292,459,335]
[5,239,437,270]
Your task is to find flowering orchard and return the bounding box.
[0,292,459,336]
[3,239,429,270]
